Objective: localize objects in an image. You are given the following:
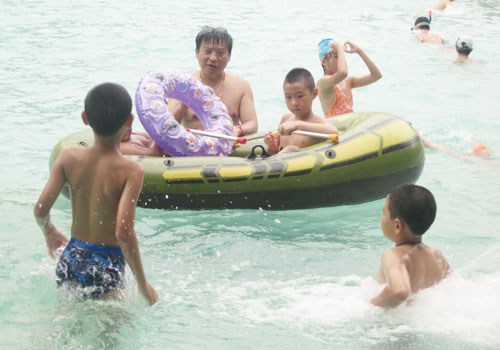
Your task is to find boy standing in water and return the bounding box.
[371,184,451,308]
[316,39,382,117]
[264,68,338,154]
[34,83,158,305]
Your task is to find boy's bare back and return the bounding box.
[59,144,144,247]
[378,243,451,294]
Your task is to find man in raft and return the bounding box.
[169,26,258,137]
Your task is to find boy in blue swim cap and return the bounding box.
[316,38,382,117]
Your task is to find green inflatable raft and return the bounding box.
[49,111,424,210]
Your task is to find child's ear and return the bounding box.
[81,111,89,125]
[394,217,403,234]
[126,113,134,127]
[312,87,318,99]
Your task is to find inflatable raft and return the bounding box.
[49,111,424,210]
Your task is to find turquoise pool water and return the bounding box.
[1,0,500,349]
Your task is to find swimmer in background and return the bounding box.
[422,136,492,160]
[412,17,445,45]
[316,38,382,117]
[264,68,338,154]
[371,184,452,308]
[455,36,475,62]
[432,0,454,11]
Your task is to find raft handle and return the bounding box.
[247,145,271,160]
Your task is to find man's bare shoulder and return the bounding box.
[226,72,252,90]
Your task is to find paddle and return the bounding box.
[246,130,339,142]
[186,129,339,145]
[186,128,247,144]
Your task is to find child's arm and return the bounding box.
[370,249,411,308]
[34,150,70,258]
[316,42,348,91]
[115,165,158,306]
[278,117,338,136]
[345,41,382,89]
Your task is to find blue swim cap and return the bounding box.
[318,38,334,60]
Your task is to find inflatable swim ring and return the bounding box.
[135,69,234,157]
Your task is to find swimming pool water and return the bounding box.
[1,0,500,349]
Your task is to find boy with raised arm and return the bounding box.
[371,184,451,308]
[264,68,338,154]
[34,83,158,305]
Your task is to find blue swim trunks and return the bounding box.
[55,237,125,299]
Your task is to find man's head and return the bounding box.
[196,26,233,55]
[283,68,317,117]
[456,36,473,56]
[413,17,430,31]
[384,184,437,236]
[83,83,132,136]
[195,26,233,74]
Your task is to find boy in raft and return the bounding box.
[412,17,445,45]
[120,115,167,157]
[316,38,382,117]
[371,184,452,308]
[34,83,158,305]
[264,68,338,154]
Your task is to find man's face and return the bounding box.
[196,40,231,73]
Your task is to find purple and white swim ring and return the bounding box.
[135,69,234,157]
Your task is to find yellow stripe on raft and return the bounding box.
[163,168,203,180]
[285,155,316,172]
[219,166,253,178]
[377,120,417,148]
[321,134,380,167]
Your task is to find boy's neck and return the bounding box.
[395,232,422,247]
[93,133,123,151]
[294,110,315,121]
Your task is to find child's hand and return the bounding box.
[44,224,69,259]
[344,41,360,54]
[329,41,344,54]
[264,131,280,154]
[141,282,159,306]
[278,121,298,135]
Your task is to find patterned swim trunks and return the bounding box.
[55,237,125,299]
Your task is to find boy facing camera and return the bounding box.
[264,68,338,154]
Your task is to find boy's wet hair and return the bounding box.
[196,26,233,55]
[84,83,132,136]
[414,17,430,30]
[284,68,315,92]
[388,184,437,235]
